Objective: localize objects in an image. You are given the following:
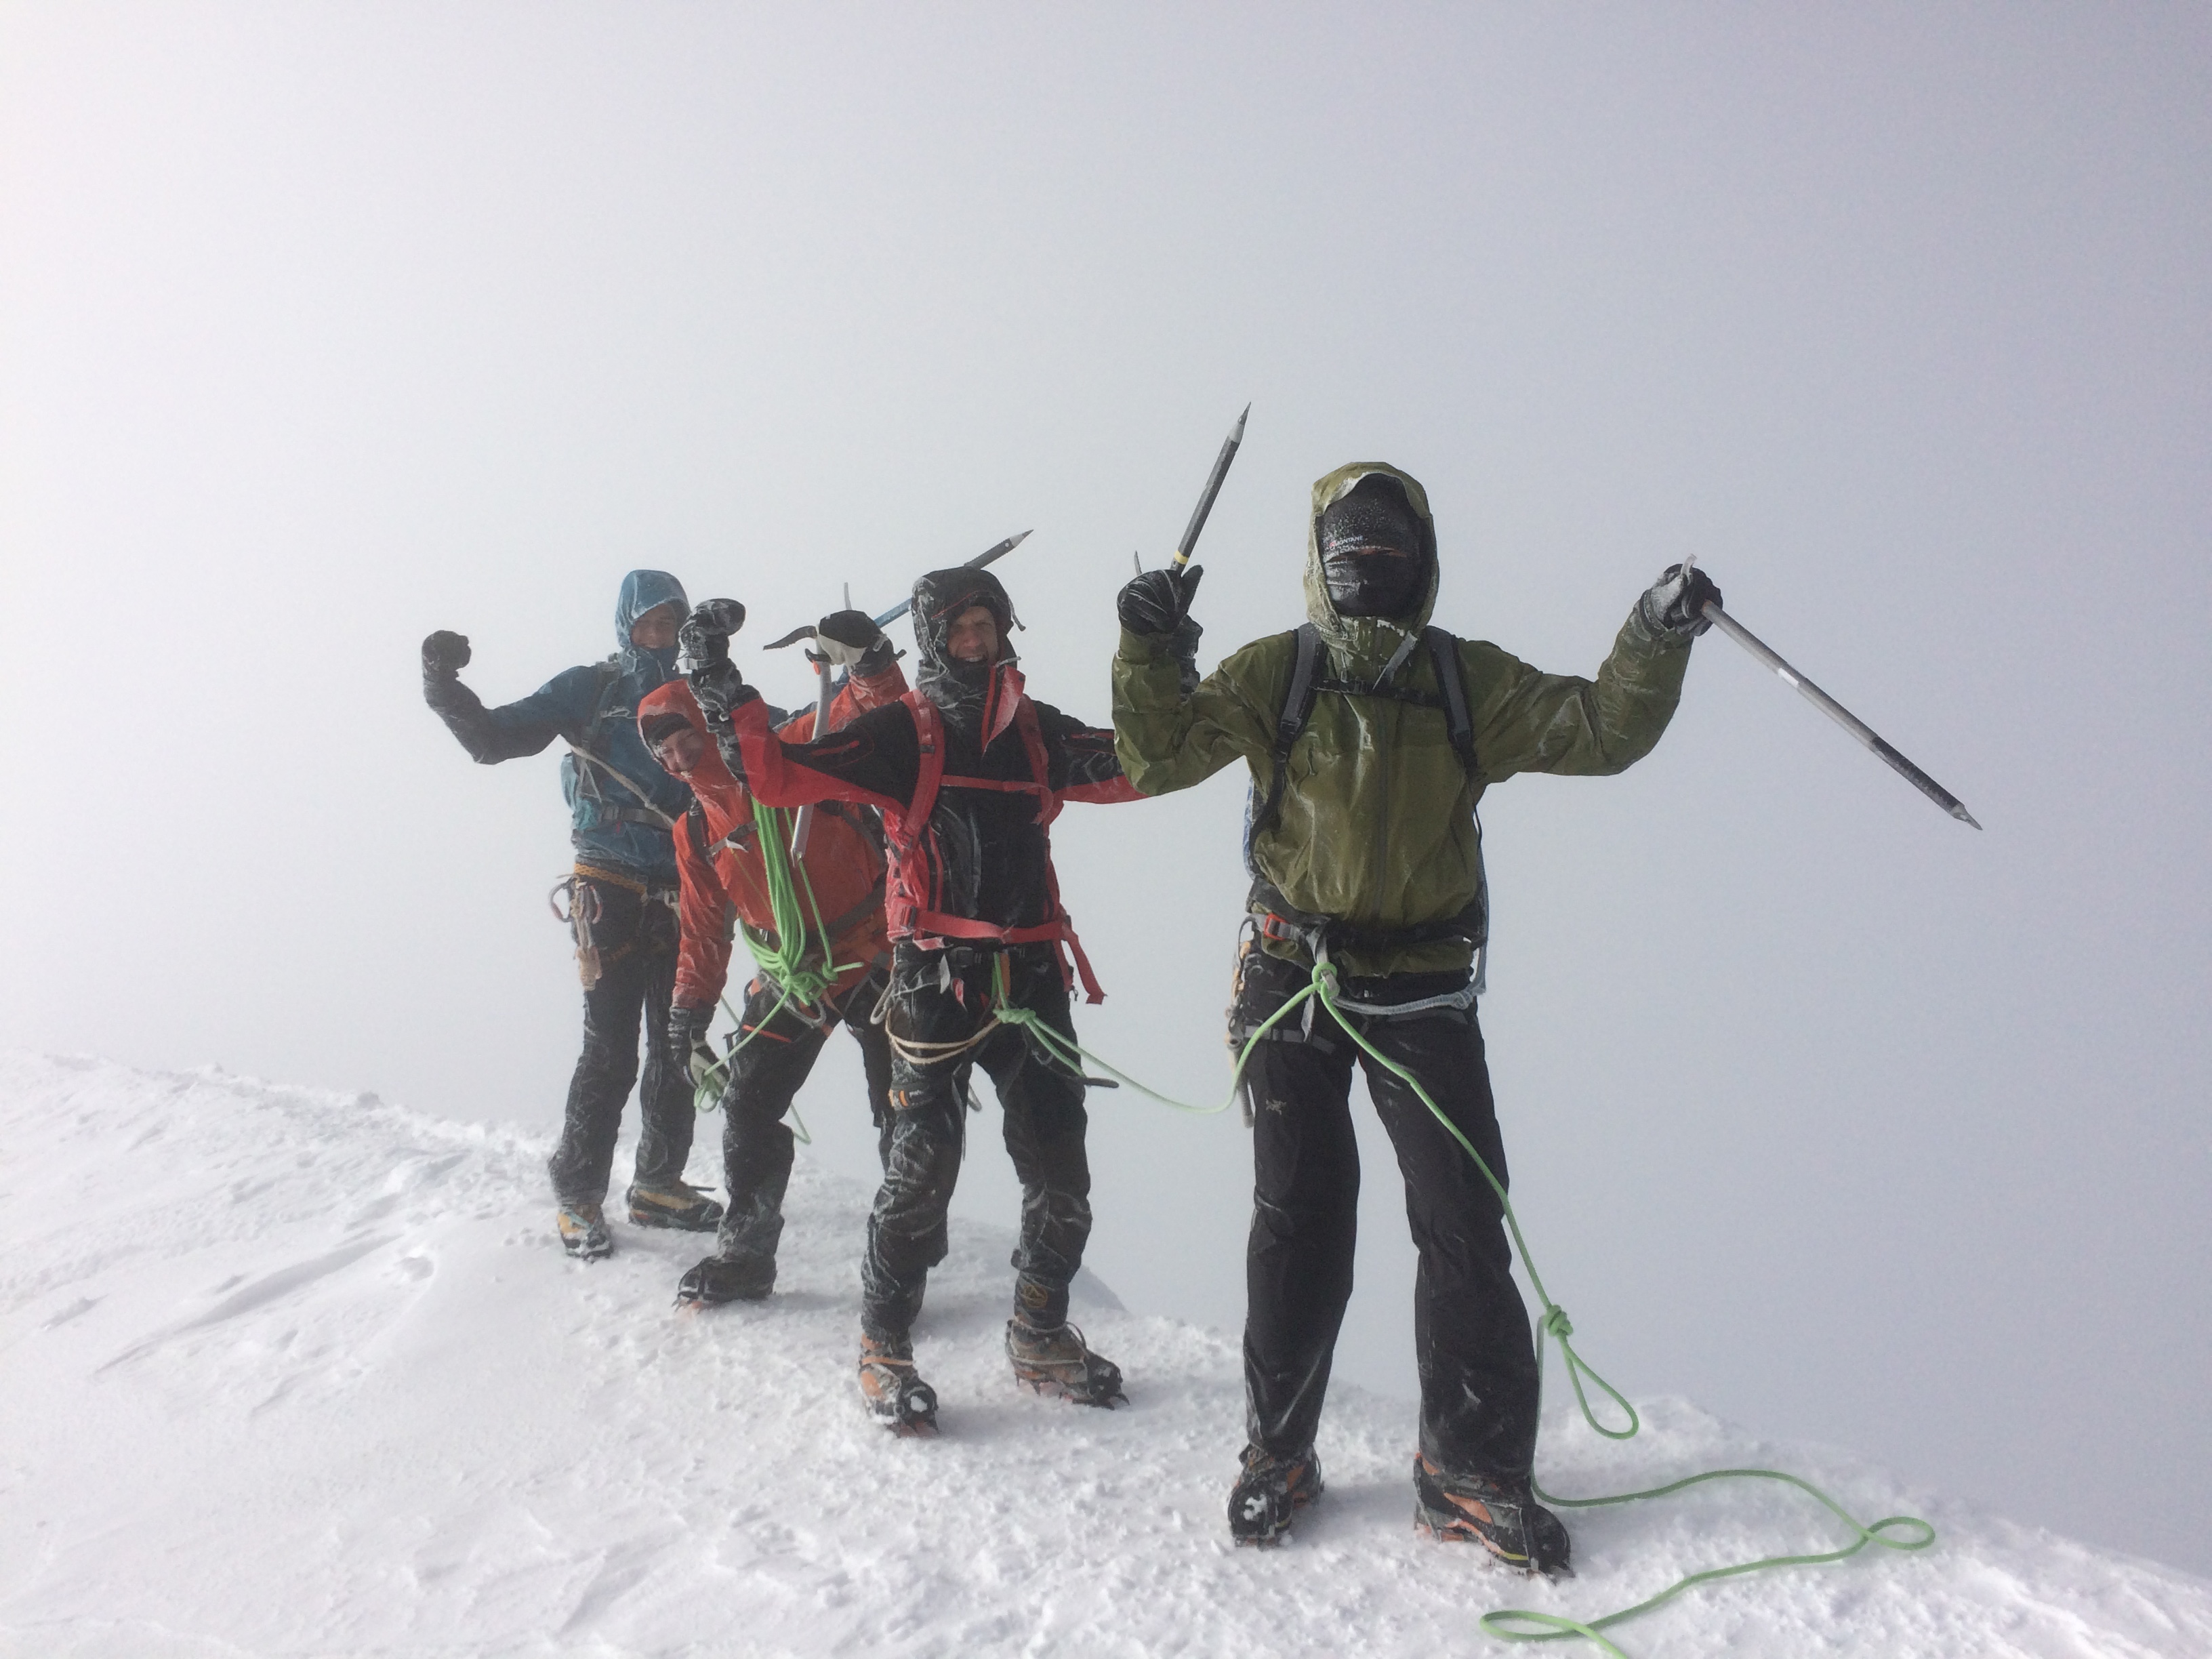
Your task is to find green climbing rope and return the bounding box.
[687,802,855,1149]
[989,954,1936,1655]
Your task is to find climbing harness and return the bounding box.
[548,863,677,989]
[992,956,1935,1654]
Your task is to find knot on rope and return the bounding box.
[1544,1306,1576,1340]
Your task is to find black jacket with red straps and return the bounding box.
[710,568,1141,1000]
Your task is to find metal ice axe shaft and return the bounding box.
[1170,404,1249,569]
[1698,597,1982,829]
[870,529,1033,628]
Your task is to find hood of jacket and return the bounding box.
[1305,463,1439,678]
[617,569,689,684]
[908,565,1025,743]
[636,680,740,796]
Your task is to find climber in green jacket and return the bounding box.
[1110,461,1719,1569]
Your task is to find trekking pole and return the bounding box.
[1689,561,1981,829]
[1170,403,1249,569]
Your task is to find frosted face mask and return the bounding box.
[1319,484,1423,618]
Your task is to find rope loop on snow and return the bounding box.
[1002,953,1936,1655]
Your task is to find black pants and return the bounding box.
[861,941,1092,1343]
[710,966,896,1275]
[1235,949,1540,1479]
[546,875,697,1208]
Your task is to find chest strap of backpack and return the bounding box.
[885,691,1104,1004]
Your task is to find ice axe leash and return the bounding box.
[987,957,1933,1656]
[1683,556,1980,828]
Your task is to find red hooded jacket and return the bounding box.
[640,661,906,1012]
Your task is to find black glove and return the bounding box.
[680,600,753,725]
[813,609,894,674]
[678,598,747,670]
[422,630,472,680]
[1639,563,1723,638]
[1117,563,1204,636]
[667,1002,718,1089]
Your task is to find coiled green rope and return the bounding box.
[689,802,859,1149]
[991,954,1936,1656]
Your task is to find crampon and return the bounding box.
[1005,1319,1126,1408]
[858,1336,939,1437]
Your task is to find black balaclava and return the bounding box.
[1317,473,1427,619]
[909,566,1019,729]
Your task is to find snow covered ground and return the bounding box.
[2,1051,2207,1659]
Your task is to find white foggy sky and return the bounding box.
[4,3,2208,1576]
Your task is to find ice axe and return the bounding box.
[762,531,1035,653]
[1685,556,1981,829]
[1170,404,1249,570]
[760,533,1033,853]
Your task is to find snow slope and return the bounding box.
[2,1052,2207,1659]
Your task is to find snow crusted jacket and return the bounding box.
[638,664,907,1015]
[424,570,696,882]
[1111,462,1692,982]
[707,568,1143,1002]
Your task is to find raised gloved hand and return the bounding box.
[1639,563,1724,638]
[678,598,747,668]
[667,1002,718,1089]
[812,609,895,674]
[1117,563,1204,636]
[421,630,472,680]
[680,600,754,724]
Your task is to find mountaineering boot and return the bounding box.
[1412,1454,1572,1576]
[1005,1319,1126,1407]
[1227,1443,1324,1547]
[556,1202,614,1261]
[857,1333,939,1437]
[673,1252,773,1307]
[626,1181,724,1231]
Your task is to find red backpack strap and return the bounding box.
[879,691,945,940]
[890,690,945,851]
[1013,697,1062,828]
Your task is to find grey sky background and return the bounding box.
[5,3,2207,1576]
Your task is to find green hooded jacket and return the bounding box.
[1111,462,1693,980]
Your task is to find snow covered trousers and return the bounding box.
[709,968,895,1278]
[1235,951,1540,1479]
[546,871,697,1208]
[862,941,1092,1344]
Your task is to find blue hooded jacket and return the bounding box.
[424,571,695,881]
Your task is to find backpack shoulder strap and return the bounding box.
[1014,697,1062,830]
[1421,626,1478,779]
[893,689,945,853]
[579,657,624,750]
[1244,626,1324,865]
